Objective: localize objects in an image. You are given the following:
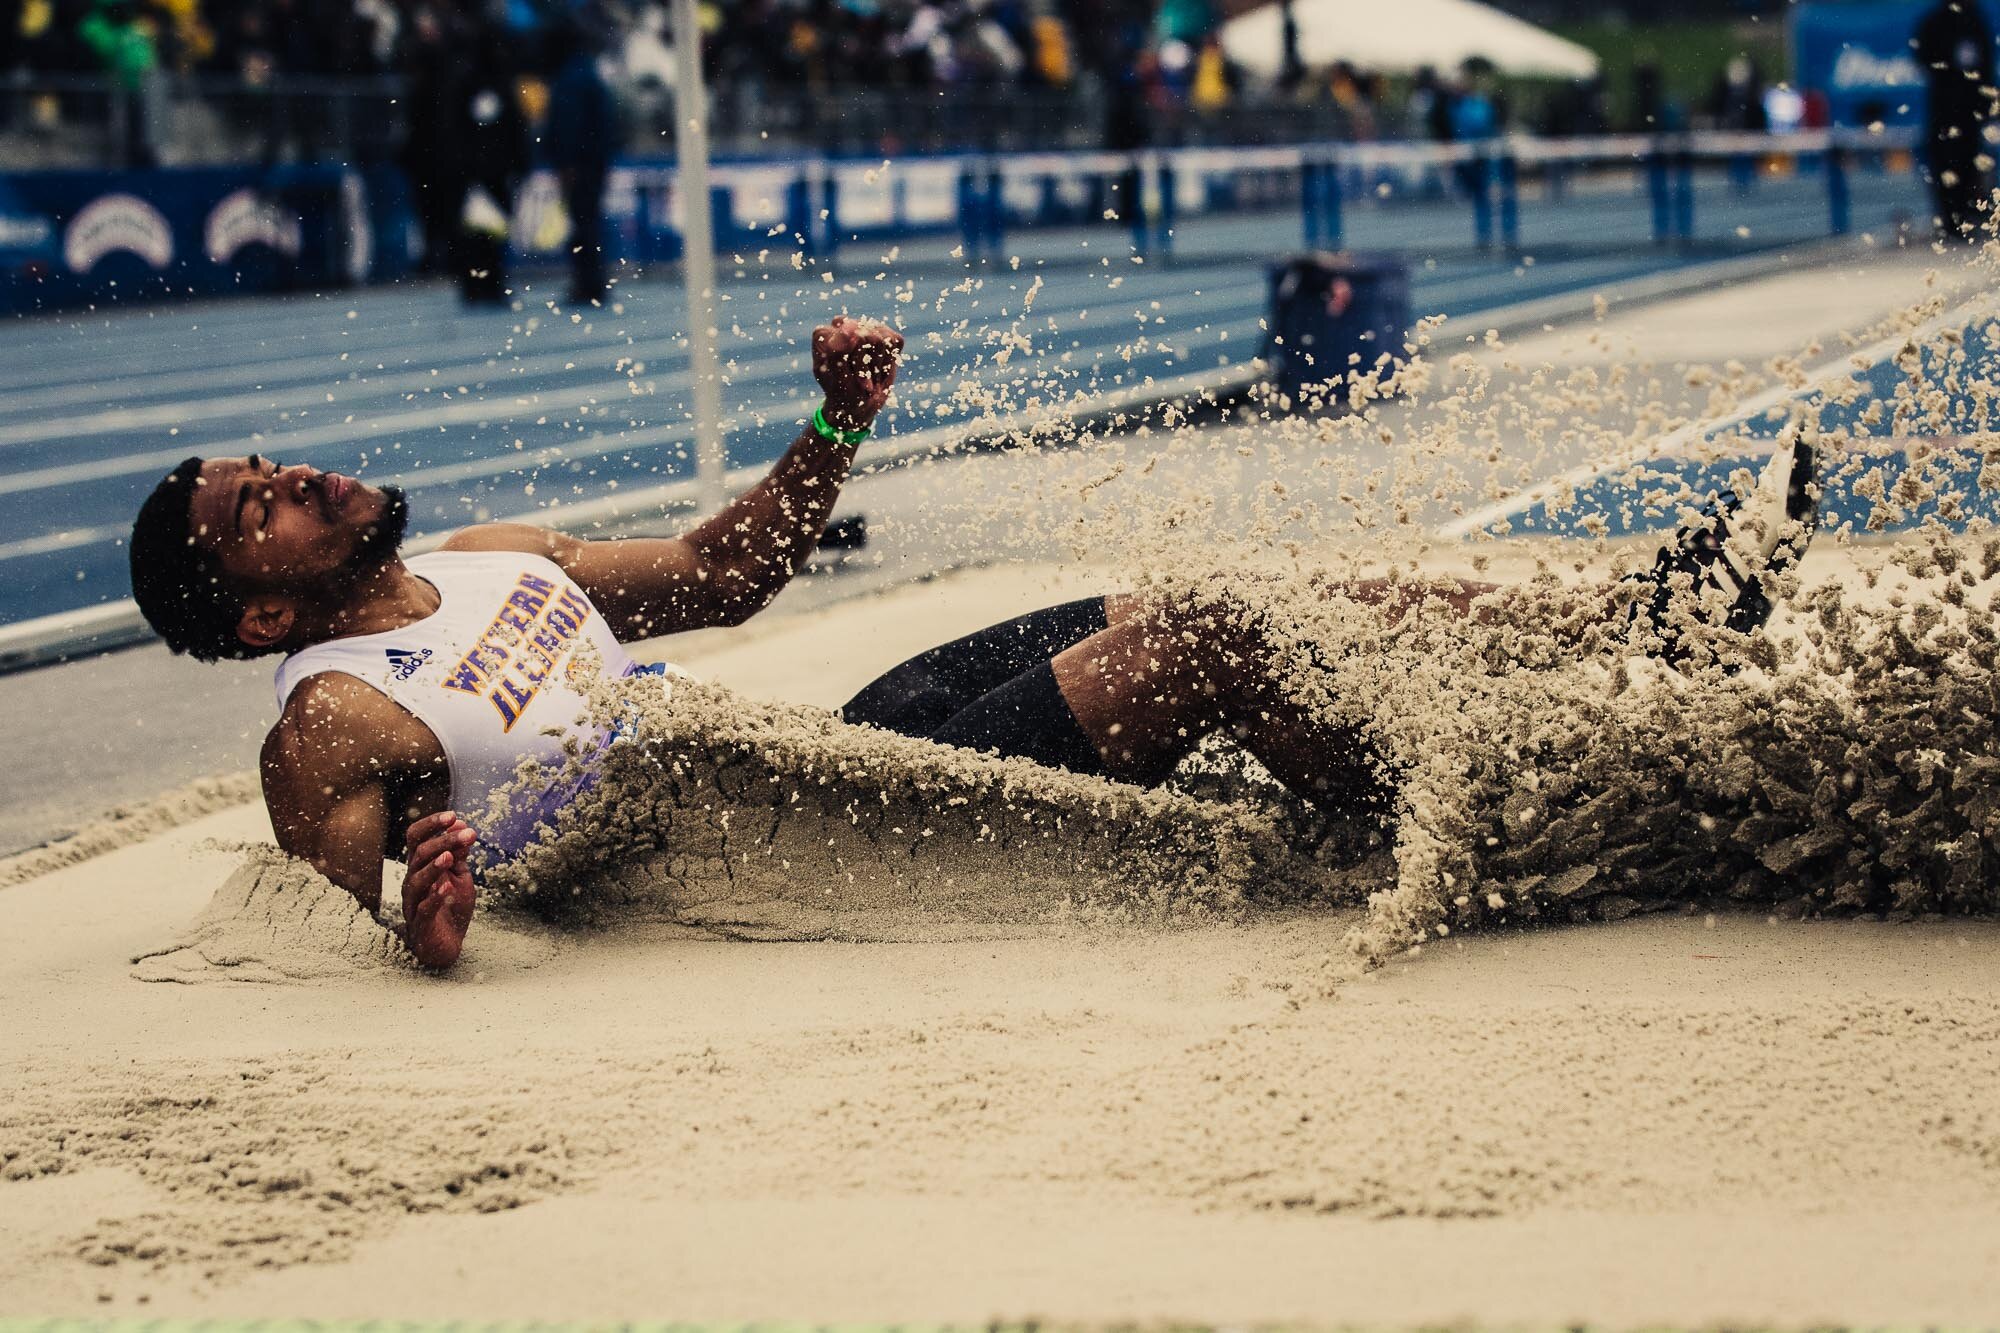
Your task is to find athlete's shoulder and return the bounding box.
[263,671,438,779]
[436,522,582,562]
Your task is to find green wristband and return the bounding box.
[812,404,872,446]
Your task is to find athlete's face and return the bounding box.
[189,455,406,589]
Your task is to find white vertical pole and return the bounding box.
[671,0,726,513]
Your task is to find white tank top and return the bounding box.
[274,550,682,862]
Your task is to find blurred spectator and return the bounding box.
[1153,0,1212,45]
[1410,65,1454,142]
[1913,0,1996,241]
[1447,57,1503,248]
[1709,54,1768,132]
[1326,59,1374,139]
[1068,0,1149,79]
[1800,86,1832,131]
[1026,6,1071,87]
[1,0,25,73]
[1154,35,1192,103]
[78,0,157,165]
[1448,57,1500,142]
[446,22,529,304]
[400,1,464,274]
[1630,61,1687,133]
[543,15,616,305]
[1104,38,1151,226]
[1540,75,1608,138]
[149,0,215,73]
[1276,0,1303,95]
[78,0,154,87]
[1188,31,1230,111]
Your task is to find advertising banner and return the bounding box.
[1793,1,2000,127]
[0,165,361,316]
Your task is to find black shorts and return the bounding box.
[839,597,1110,776]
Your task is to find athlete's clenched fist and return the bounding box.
[813,315,904,434]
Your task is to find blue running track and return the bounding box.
[0,166,1920,630]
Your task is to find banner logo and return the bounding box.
[204,188,303,265]
[1831,46,1922,92]
[63,194,173,273]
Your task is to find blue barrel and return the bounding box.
[1264,252,1411,407]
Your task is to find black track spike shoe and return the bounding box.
[1628,437,1818,667]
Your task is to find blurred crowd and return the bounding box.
[699,0,1106,91]
[0,0,1825,160]
[0,0,408,84]
[0,0,1138,88]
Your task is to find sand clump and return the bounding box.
[484,674,1362,940]
[129,844,579,985]
[1269,537,2000,964]
[129,845,416,984]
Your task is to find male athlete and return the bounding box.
[131,314,1817,970]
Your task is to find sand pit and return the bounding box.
[5,549,2000,1324]
[9,250,2000,1323]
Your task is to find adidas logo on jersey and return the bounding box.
[385,646,434,682]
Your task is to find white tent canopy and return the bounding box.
[1219,0,1601,82]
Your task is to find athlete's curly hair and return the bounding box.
[129,457,274,662]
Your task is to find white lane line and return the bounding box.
[0,335,687,450]
[0,290,1263,497]
[0,324,513,417]
[0,258,1257,448]
[0,524,126,561]
[0,279,473,353]
[0,389,578,496]
[0,248,1272,410]
[1434,288,1998,541]
[0,290,715,414]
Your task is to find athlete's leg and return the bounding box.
[1052,586,1468,807]
[840,596,1114,738]
[1051,438,1819,797]
[922,580,1486,807]
[1624,437,1818,666]
[875,441,1817,807]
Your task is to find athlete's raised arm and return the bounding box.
[445,316,904,639]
